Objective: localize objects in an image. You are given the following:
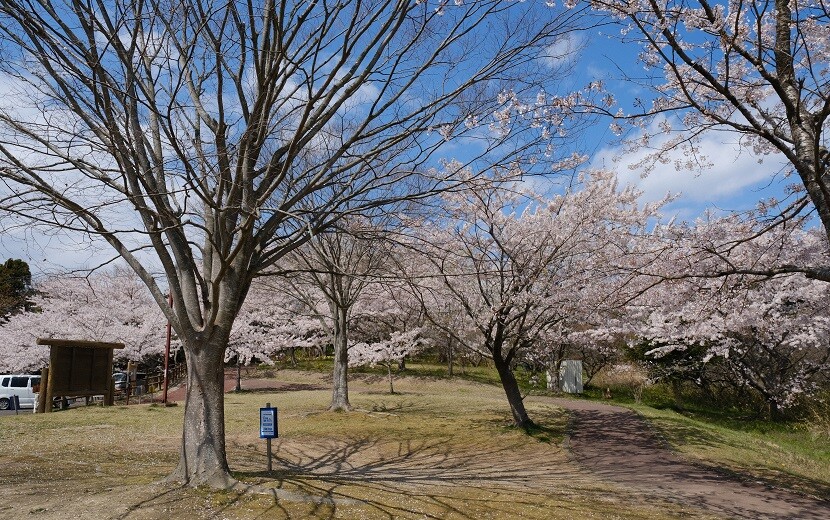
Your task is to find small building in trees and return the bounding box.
[556,360,583,394]
[35,338,124,412]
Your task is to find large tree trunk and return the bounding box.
[329,305,351,411]
[166,340,234,488]
[492,351,534,429]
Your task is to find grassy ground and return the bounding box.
[0,369,720,520]
[270,359,830,500]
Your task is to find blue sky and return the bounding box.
[569,24,795,223]
[0,8,800,274]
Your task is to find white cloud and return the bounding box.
[542,33,583,69]
[590,129,791,213]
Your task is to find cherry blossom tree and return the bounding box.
[0,0,588,486]
[226,282,294,380]
[527,321,626,391]
[396,254,482,376]
[0,269,167,373]
[409,166,668,427]
[640,274,830,417]
[630,218,830,417]
[592,0,830,275]
[568,326,626,386]
[349,267,431,371]
[265,268,332,351]
[349,328,428,394]
[280,220,392,411]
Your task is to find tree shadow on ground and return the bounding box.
[635,414,830,500]
[222,433,583,519]
[475,406,569,444]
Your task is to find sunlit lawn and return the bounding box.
[0,369,719,519]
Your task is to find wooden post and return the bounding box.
[162,292,172,404]
[44,350,57,413]
[107,377,115,406]
[126,360,133,405]
[36,367,49,414]
[106,347,114,406]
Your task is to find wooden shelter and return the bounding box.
[35,338,125,413]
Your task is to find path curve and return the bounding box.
[551,398,830,519]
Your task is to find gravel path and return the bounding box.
[552,398,830,519]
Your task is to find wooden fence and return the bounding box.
[116,363,187,403]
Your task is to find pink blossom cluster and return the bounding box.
[0,269,168,372]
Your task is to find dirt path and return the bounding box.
[551,398,830,519]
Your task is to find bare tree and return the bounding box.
[284,219,390,411]
[0,0,584,486]
[592,0,830,274]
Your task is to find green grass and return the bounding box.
[269,356,537,390]
[385,360,830,501]
[2,361,824,518]
[270,359,830,502]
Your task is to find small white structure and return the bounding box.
[545,359,582,394]
[557,359,583,394]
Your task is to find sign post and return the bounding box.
[260,403,278,472]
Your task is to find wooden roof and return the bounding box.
[36,338,125,349]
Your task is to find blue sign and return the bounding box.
[260,407,278,439]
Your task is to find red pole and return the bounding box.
[162,291,172,404]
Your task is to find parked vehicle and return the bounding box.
[113,371,147,392]
[113,372,127,390]
[0,374,41,410]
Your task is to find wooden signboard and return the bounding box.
[35,338,125,413]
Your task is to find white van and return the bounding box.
[0,374,41,410]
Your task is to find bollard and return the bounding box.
[12,395,20,415]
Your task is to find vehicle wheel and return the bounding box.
[0,398,9,410]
